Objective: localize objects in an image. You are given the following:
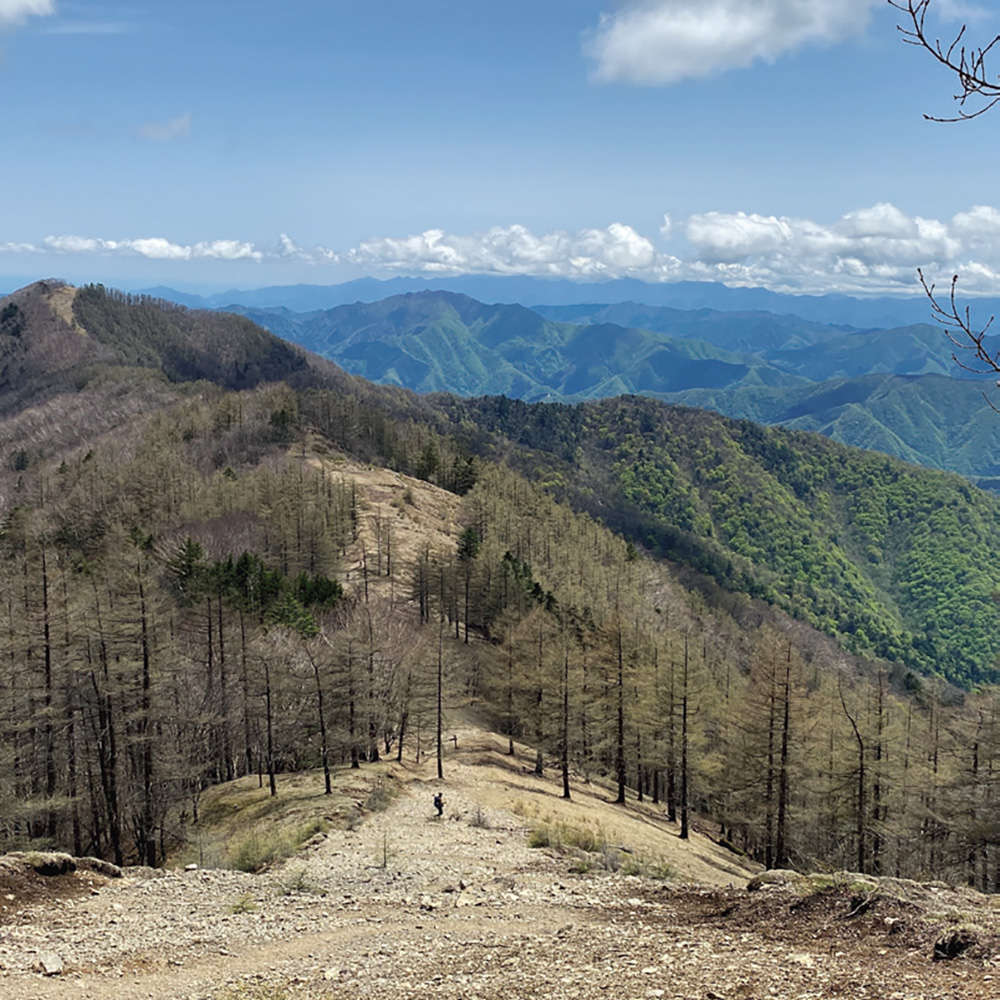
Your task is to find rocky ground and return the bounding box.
[2,733,998,1000]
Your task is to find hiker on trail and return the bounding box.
[433,791,444,817]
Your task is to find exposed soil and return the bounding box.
[0,865,113,924]
[1,730,997,1000]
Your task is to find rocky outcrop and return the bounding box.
[0,851,123,880]
[77,857,123,879]
[0,852,77,877]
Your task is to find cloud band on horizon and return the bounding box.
[8,202,1000,295]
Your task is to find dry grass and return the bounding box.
[169,762,404,871]
[445,728,757,887]
[169,720,754,887]
[305,452,462,598]
[45,284,88,337]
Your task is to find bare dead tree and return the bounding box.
[891,3,1000,396]
[890,1,1000,121]
[917,268,1000,409]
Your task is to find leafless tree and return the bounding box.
[917,268,1000,406]
[890,1,1000,121]
[891,3,1000,394]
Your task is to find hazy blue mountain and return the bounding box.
[765,324,980,380]
[534,302,856,352]
[225,288,1000,484]
[136,276,1000,328]
[536,304,979,379]
[230,290,798,401]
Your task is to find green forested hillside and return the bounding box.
[535,303,963,378]
[439,394,1000,687]
[8,282,1000,688]
[8,280,1000,690]
[234,291,798,401]
[2,281,1000,888]
[236,290,1000,483]
[766,324,959,379]
[665,373,1000,483]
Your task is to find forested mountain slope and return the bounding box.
[662,373,1000,484]
[235,290,1000,483]
[232,291,801,401]
[5,282,1000,688]
[0,280,344,415]
[1,280,999,891]
[440,394,1000,688]
[535,303,967,377]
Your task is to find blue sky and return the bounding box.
[2,0,999,294]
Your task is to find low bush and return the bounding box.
[226,830,296,873]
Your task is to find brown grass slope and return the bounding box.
[0,280,364,414]
[0,280,383,482]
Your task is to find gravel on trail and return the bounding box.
[2,751,998,1000]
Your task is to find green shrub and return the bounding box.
[227,892,258,914]
[528,826,551,848]
[293,817,328,843]
[226,830,295,873]
[280,866,322,896]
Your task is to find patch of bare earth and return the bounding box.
[44,284,87,337]
[2,730,997,1000]
[307,449,462,589]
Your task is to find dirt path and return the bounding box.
[2,731,998,999]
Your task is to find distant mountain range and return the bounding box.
[133,275,1000,330]
[206,289,1000,486]
[11,276,1000,486]
[5,278,1000,688]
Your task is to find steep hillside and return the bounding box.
[0,281,357,403]
[665,373,1000,483]
[5,281,1000,687]
[440,394,1000,687]
[0,281,366,478]
[236,290,1000,483]
[1,282,1000,900]
[0,279,111,413]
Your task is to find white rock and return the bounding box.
[36,952,63,976]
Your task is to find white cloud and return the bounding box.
[839,203,916,239]
[139,112,192,143]
[21,201,1000,295]
[0,240,40,253]
[681,203,978,292]
[686,211,796,259]
[42,234,262,262]
[44,235,110,254]
[586,0,878,84]
[934,0,990,21]
[0,0,53,26]
[278,233,306,258]
[345,222,667,279]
